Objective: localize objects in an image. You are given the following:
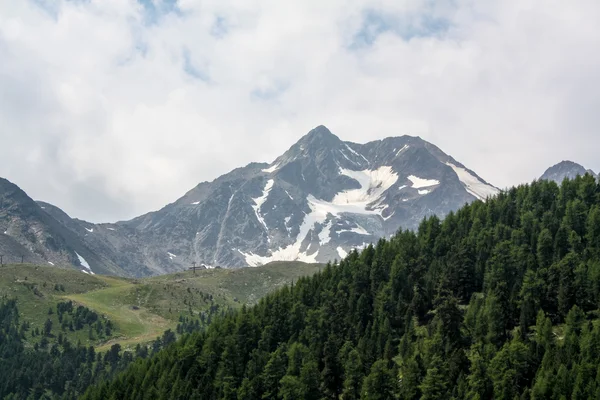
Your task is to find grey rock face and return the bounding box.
[109,126,499,273]
[0,126,501,276]
[0,178,122,275]
[540,161,597,184]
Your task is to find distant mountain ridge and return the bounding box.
[540,160,597,184]
[0,178,125,275]
[1,126,500,276]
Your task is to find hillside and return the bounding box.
[0,261,321,352]
[82,174,600,400]
[0,178,127,276]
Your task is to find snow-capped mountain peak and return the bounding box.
[1,126,502,275]
[121,126,500,271]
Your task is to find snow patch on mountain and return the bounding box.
[319,221,333,245]
[241,167,399,265]
[396,145,409,156]
[339,224,370,235]
[407,175,440,188]
[75,252,94,275]
[239,245,319,267]
[446,162,499,200]
[339,149,354,164]
[333,167,398,209]
[262,163,280,173]
[344,144,369,163]
[284,216,292,234]
[240,167,397,265]
[337,246,348,259]
[252,179,274,231]
[382,211,395,221]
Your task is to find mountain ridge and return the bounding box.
[2,125,500,276]
[112,125,500,273]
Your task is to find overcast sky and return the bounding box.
[1,0,599,222]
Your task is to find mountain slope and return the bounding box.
[540,160,597,183]
[0,178,123,275]
[37,201,155,277]
[120,126,499,273]
[0,261,321,352]
[0,261,322,399]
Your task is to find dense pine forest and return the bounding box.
[77,174,600,399]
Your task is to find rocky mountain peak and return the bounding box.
[135,126,501,271]
[0,126,503,276]
[300,125,340,145]
[273,125,346,167]
[540,160,597,184]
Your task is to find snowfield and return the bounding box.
[240,166,397,266]
[446,162,499,200]
[252,179,275,232]
[336,246,348,259]
[333,167,398,208]
[261,163,280,173]
[407,175,440,189]
[75,252,94,275]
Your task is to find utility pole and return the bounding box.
[21,255,25,264]
[190,261,197,274]
[0,255,3,266]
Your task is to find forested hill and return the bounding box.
[83,174,600,400]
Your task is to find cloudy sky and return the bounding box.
[1,0,599,222]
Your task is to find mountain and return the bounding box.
[0,177,125,275]
[36,201,155,277]
[540,160,597,183]
[1,126,500,276]
[115,126,499,273]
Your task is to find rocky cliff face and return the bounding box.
[1,126,501,276]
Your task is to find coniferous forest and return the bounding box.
[1,174,600,399]
[0,297,170,399]
[77,174,600,399]
[0,297,227,399]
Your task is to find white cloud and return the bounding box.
[1,0,599,222]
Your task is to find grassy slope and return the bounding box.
[0,264,110,348]
[0,262,322,351]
